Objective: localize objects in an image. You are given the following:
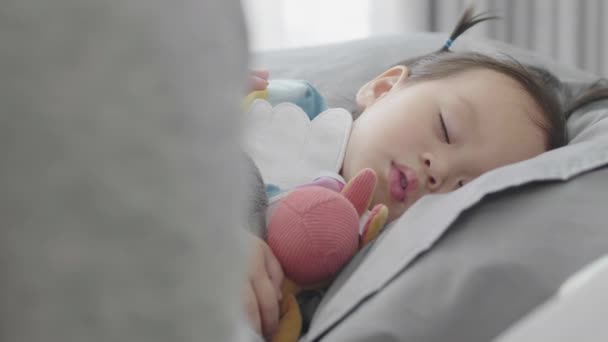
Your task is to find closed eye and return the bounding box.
[439,112,451,144]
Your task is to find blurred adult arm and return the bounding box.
[0,0,252,341]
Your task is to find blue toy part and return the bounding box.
[265,183,283,198]
[266,80,327,120]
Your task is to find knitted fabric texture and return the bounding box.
[267,186,359,286]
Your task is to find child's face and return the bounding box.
[342,66,547,223]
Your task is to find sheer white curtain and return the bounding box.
[243,0,607,76]
[242,0,434,51]
[242,0,371,51]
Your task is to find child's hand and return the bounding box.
[249,70,269,92]
[244,233,284,338]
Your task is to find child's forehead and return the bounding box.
[404,68,525,97]
[440,69,537,105]
[442,68,519,84]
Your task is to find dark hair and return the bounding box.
[394,6,608,150]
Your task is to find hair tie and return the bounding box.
[443,38,454,50]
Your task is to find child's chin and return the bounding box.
[390,201,411,221]
[385,207,404,223]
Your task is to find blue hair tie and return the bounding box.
[444,38,454,49]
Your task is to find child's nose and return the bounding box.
[421,152,446,192]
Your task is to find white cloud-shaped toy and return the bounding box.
[244,99,352,190]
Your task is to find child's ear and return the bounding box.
[356,65,409,109]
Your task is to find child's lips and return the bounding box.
[389,161,419,203]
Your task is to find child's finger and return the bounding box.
[249,76,269,91]
[263,244,284,300]
[243,284,262,336]
[251,272,280,338]
[252,69,269,80]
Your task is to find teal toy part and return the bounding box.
[266,80,327,120]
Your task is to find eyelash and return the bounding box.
[438,112,463,188]
[439,112,451,144]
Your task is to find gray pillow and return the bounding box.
[255,33,608,341]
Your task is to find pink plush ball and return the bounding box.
[267,186,360,286]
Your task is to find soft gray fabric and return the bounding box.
[1,0,250,341]
[255,34,608,341]
[495,256,608,342]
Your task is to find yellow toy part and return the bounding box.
[243,89,268,110]
[272,280,302,342]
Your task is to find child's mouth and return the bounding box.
[389,161,418,203]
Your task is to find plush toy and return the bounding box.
[267,168,389,342]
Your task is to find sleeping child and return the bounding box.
[241,6,608,340]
